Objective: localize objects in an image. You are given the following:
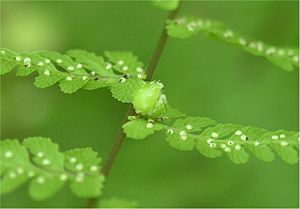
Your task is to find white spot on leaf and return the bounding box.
[76,63,83,69]
[224,147,231,153]
[43,69,51,76]
[167,129,174,135]
[206,139,213,144]
[90,165,98,172]
[37,176,45,184]
[117,60,124,65]
[122,66,129,71]
[66,76,73,81]
[209,143,216,148]
[234,144,241,150]
[67,66,74,71]
[136,67,143,73]
[211,132,219,138]
[59,174,68,181]
[45,59,51,64]
[279,134,286,139]
[254,141,260,146]
[146,123,153,128]
[28,171,35,177]
[37,151,44,158]
[186,124,193,130]
[105,63,112,70]
[235,130,242,136]
[9,172,17,178]
[240,135,247,141]
[5,151,13,158]
[70,157,77,163]
[75,163,84,171]
[16,167,24,174]
[37,61,44,66]
[82,76,88,81]
[280,141,288,147]
[42,159,50,166]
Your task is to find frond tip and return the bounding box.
[166,16,299,72]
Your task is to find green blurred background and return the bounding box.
[1,0,299,208]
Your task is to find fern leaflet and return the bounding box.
[123,115,299,164]
[0,137,105,200]
[166,16,299,72]
[0,48,146,94]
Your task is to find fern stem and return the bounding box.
[85,4,181,208]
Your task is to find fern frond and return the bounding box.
[2,48,298,165]
[166,16,299,72]
[0,137,105,200]
[0,48,145,94]
[123,116,299,164]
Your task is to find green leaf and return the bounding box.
[245,144,275,162]
[260,130,298,164]
[0,139,31,194]
[196,124,239,159]
[1,139,31,167]
[0,48,147,95]
[99,197,139,208]
[111,78,145,103]
[172,116,217,132]
[33,64,66,88]
[83,78,118,90]
[166,16,208,39]
[1,172,28,194]
[151,0,179,11]
[0,48,18,58]
[270,144,298,164]
[123,119,163,140]
[196,140,222,158]
[104,51,145,76]
[164,118,298,164]
[165,105,186,119]
[234,126,275,162]
[199,124,241,139]
[226,147,249,164]
[38,51,76,70]
[34,73,65,88]
[70,175,105,198]
[166,133,195,151]
[67,50,115,77]
[166,16,299,71]
[23,137,64,171]
[59,76,89,94]
[64,148,105,198]
[0,60,17,75]
[0,137,105,200]
[64,148,102,173]
[29,176,65,201]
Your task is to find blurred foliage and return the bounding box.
[1,1,298,208]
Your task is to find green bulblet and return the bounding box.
[132,82,167,118]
